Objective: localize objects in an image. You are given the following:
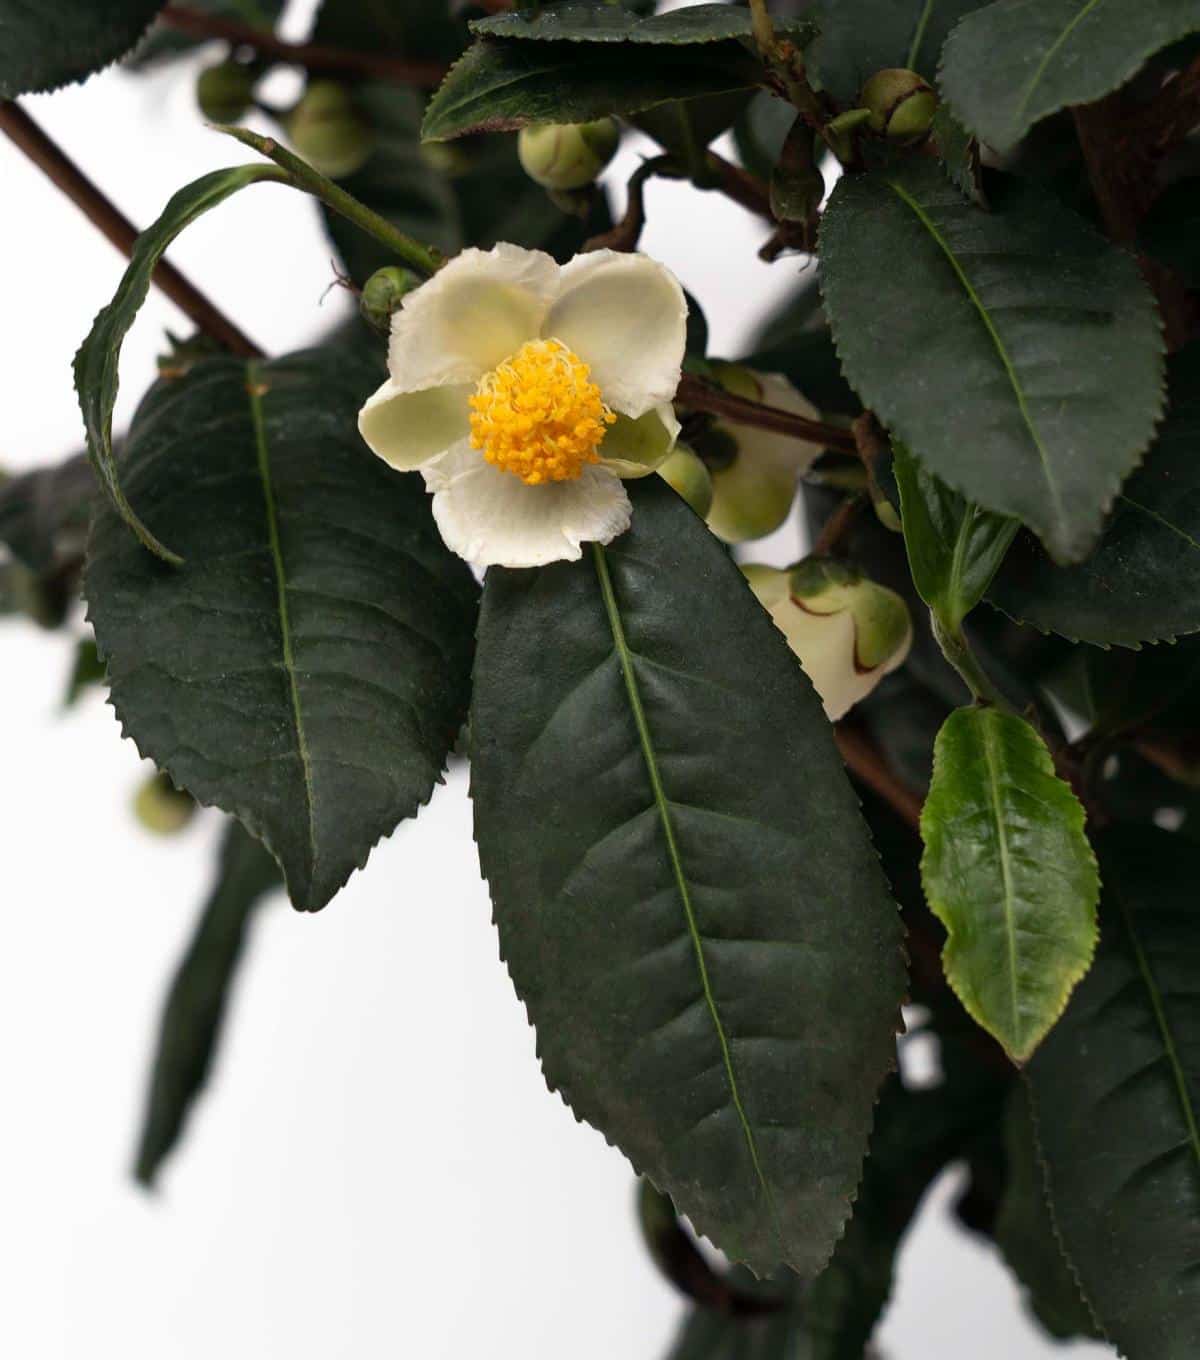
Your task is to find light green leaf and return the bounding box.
[941,0,1200,155]
[74,163,288,564]
[808,0,988,104]
[894,442,1018,630]
[1028,827,1200,1360]
[422,35,765,141]
[920,706,1099,1062]
[820,159,1164,563]
[471,477,906,1277]
[85,347,479,911]
[134,820,281,1186]
[990,345,1200,647]
[0,0,165,96]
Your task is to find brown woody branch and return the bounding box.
[677,373,858,454]
[158,4,448,87]
[0,100,263,359]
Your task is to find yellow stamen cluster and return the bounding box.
[469,338,615,485]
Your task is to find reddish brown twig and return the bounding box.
[159,5,449,87]
[676,373,858,453]
[0,100,263,358]
[835,723,924,831]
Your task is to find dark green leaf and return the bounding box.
[921,706,1099,1062]
[135,819,281,1186]
[808,0,988,105]
[1028,826,1200,1359]
[0,453,93,572]
[994,1084,1099,1342]
[732,91,797,183]
[63,634,106,709]
[310,0,464,62]
[665,1288,810,1360]
[127,0,284,68]
[941,0,1200,155]
[894,442,1018,629]
[74,163,288,564]
[474,2,814,46]
[422,37,765,141]
[1141,178,1200,288]
[990,345,1200,647]
[0,0,165,96]
[820,160,1164,563]
[471,477,905,1276]
[85,347,479,911]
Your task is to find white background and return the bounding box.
[0,5,1116,1357]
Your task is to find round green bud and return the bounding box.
[658,443,714,518]
[860,68,937,144]
[359,266,420,334]
[195,60,257,124]
[134,772,196,836]
[287,81,375,179]
[517,118,620,191]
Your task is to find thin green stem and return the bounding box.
[932,612,1009,709]
[216,124,445,277]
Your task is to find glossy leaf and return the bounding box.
[894,442,1018,629]
[808,0,987,104]
[0,0,165,96]
[1028,827,1200,1359]
[85,348,479,911]
[74,163,288,564]
[941,0,1200,155]
[135,820,281,1186]
[994,1084,1099,1342]
[990,345,1200,647]
[422,36,765,141]
[474,2,814,47]
[820,160,1164,563]
[471,478,905,1277]
[921,706,1099,1062]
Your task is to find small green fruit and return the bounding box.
[860,68,937,145]
[134,772,196,836]
[517,118,620,190]
[360,266,420,334]
[195,60,256,124]
[288,81,375,179]
[658,443,714,518]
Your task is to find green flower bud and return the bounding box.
[359,265,420,334]
[195,60,257,124]
[517,118,620,191]
[742,558,912,720]
[698,366,823,544]
[860,68,937,145]
[287,81,375,179]
[657,443,713,518]
[134,772,196,836]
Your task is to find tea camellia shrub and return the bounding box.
[3,0,1200,1355]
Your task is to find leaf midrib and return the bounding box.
[883,177,1067,538]
[980,711,1023,1050]
[1011,0,1108,131]
[591,542,784,1251]
[1112,882,1200,1178]
[906,0,937,70]
[247,362,318,882]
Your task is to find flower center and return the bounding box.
[469,338,615,485]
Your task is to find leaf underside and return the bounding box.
[85,347,478,911]
[471,477,906,1277]
[920,706,1099,1063]
[1028,827,1200,1359]
[820,160,1164,564]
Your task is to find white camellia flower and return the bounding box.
[743,559,913,721]
[357,243,687,570]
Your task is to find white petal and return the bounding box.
[357,378,472,471]
[600,402,680,477]
[423,443,632,570]
[543,250,687,418]
[388,244,560,393]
